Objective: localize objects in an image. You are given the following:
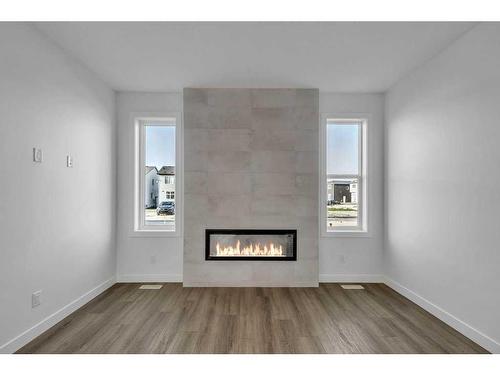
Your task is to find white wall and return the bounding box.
[0,23,116,352]
[319,93,385,281]
[116,91,384,283]
[116,92,183,282]
[385,24,500,353]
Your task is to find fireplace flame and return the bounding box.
[215,240,284,256]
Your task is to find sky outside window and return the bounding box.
[145,125,175,168]
[327,123,359,175]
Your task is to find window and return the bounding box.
[135,115,181,234]
[321,117,367,235]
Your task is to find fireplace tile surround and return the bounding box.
[183,88,319,287]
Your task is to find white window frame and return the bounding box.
[320,114,369,237]
[133,113,183,237]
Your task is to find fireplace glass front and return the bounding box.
[205,229,297,261]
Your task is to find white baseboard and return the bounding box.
[319,274,384,283]
[384,276,500,354]
[116,274,183,283]
[0,277,116,354]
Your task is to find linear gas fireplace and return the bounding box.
[205,229,297,261]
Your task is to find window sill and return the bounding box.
[130,230,180,238]
[321,230,371,238]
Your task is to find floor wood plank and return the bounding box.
[16,283,489,354]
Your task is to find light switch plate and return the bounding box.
[32,290,42,307]
[33,148,43,163]
[67,155,73,168]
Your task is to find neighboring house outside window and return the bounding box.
[158,165,175,203]
[144,166,158,208]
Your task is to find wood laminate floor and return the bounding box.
[17,283,488,354]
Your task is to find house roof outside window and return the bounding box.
[145,166,158,175]
[157,166,175,175]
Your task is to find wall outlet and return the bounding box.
[33,148,43,163]
[150,255,157,264]
[32,290,42,308]
[67,155,73,168]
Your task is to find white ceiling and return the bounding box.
[35,22,475,93]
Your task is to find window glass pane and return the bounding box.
[144,124,175,230]
[327,177,359,229]
[327,122,360,175]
